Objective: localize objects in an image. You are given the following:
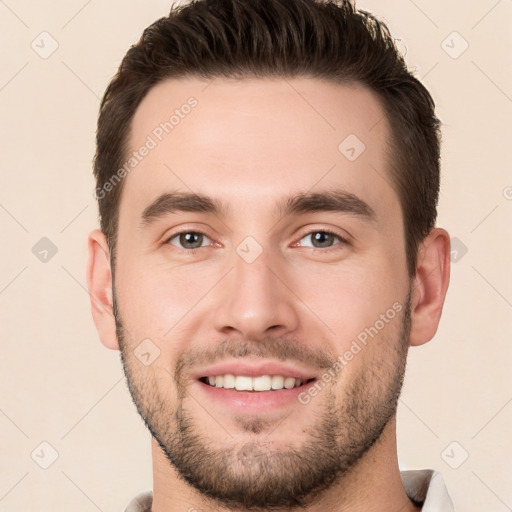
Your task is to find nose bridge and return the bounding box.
[234,243,277,301]
[212,238,299,338]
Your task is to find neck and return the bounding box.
[150,416,419,512]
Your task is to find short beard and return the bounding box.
[114,288,411,511]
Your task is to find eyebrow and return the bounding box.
[139,189,376,226]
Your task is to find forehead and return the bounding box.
[121,76,398,226]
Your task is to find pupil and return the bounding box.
[313,232,333,248]
[181,232,202,249]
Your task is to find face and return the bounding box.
[113,77,412,509]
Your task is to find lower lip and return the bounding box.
[194,379,317,412]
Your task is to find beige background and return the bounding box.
[0,0,511,510]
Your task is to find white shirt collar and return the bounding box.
[401,469,455,511]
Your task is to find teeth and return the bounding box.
[235,376,253,391]
[271,375,284,389]
[284,377,296,389]
[205,374,307,391]
[253,375,272,391]
[223,374,235,389]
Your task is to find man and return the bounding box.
[87,0,453,510]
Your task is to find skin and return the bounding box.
[87,77,450,512]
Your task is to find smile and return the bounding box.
[200,374,316,391]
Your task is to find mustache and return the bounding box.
[175,337,338,378]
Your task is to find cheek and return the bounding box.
[114,257,218,345]
[292,256,405,349]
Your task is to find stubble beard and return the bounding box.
[114,289,411,510]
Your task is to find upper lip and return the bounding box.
[192,359,318,381]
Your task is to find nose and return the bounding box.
[212,247,300,341]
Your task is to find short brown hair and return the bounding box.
[94,0,441,276]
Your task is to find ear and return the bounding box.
[409,227,451,347]
[86,229,119,350]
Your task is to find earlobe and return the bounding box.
[409,228,451,347]
[86,229,120,350]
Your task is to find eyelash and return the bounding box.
[165,228,349,254]
[294,229,349,252]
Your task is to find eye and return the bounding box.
[296,230,348,251]
[166,231,212,250]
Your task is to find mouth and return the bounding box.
[192,360,320,411]
[199,374,317,391]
